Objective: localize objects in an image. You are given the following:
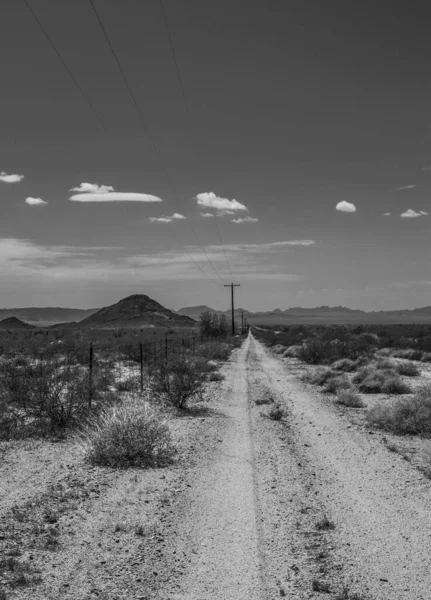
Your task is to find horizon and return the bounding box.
[1,2,430,311]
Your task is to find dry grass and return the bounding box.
[315,516,335,531]
[354,366,411,394]
[78,402,176,468]
[323,375,351,394]
[367,387,431,435]
[302,368,338,386]
[335,389,365,408]
[395,360,420,377]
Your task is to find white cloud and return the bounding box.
[232,216,259,224]
[200,212,214,218]
[336,201,356,213]
[383,212,391,216]
[422,165,431,171]
[396,184,416,191]
[25,197,47,206]
[400,209,427,218]
[70,182,114,194]
[206,240,315,252]
[196,192,247,212]
[70,192,163,202]
[0,171,24,183]
[149,213,186,223]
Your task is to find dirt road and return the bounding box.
[157,334,431,599]
[4,334,431,599]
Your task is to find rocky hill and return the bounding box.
[0,317,34,329]
[78,295,196,329]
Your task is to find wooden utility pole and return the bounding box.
[224,283,240,336]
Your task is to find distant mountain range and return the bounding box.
[177,305,431,324]
[3,300,431,329]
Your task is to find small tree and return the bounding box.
[199,311,229,338]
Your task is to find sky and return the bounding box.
[1,0,431,312]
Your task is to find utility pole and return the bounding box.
[241,311,244,335]
[224,283,240,336]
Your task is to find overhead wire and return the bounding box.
[88,0,227,287]
[23,0,105,129]
[158,0,237,284]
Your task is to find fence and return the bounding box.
[0,332,227,408]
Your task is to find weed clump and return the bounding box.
[152,355,206,409]
[381,376,411,395]
[396,361,420,377]
[268,404,284,421]
[315,516,335,531]
[323,375,351,394]
[302,368,338,386]
[335,389,365,408]
[79,403,175,468]
[367,386,431,435]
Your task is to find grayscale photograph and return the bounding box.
[0,1,430,599]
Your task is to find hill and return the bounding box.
[78,294,196,329]
[0,307,98,326]
[0,317,34,329]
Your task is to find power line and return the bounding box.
[158,1,237,283]
[88,0,228,287]
[24,0,105,129]
[88,0,171,181]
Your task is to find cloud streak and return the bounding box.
[149,213,186,223]
[336,201,356,213]
[25,197,47,206]
[232,216,259,223]
[70,192,163,202]
[196,192,247,212]
[0,171,24,183]
[400,209,428,218]
[70,182,114,194]
[396,184,417,191]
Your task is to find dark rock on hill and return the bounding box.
[78,295,196,329]
[0,317,34,329]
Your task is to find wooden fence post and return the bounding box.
[89,343,93,408]
[140,342,143,393]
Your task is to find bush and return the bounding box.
[323,375,351,394]
[335,389,365,408]
[79,403,175,468]
[374,358,397,371]
[381,376,411,395]
[396,361,420,377]
[152,355,206,409]
[283,345,302,358]
[199,311,229,338]
[116,377,139,392]
[197,342,232,362]
[357,370,386,393]
[298,339,329,364]
[367,387,431,435]
[268,404,284,421]
[302,367,338,386]
[209,371,224,382]
[331,358,357,372]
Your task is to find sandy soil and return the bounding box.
[2,335,431,599]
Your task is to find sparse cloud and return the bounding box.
[149,213,186,223]
[70,192,163,202]
[422,165,431,171]
[25,197,47,206]
[336,201,356,213]
[396,184,416,191]
[206,240,315,252]
[232,216,259,224]
[196,192,247,212]
[200,212,214,218]
[384,212,391,216]
[70,182,114,194]
[0,171,24,183]
[400,209,428,218]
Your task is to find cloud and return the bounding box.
[422,165,431,171]
[200,212,214,218]
[400,209,428,218]
[149,213,186,223]
[336,201,356,213]
[396,184,416,190]
[383,212,391,216]
[206,240,315,252]
[70,182,114,194]
[232,216,259,223]
[70,192,163,202]
[196,192,247,212]
[25,197,47,206]
[0,171,24,183]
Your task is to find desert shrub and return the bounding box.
[331,358,357,372]
[374,358,397,371]
[151,355,206,409]
[421,353,431,363]
[302,367,338,386]
[356,370,386,393]
[116,377,139,392]
[268,404,284,420]
[197,342,232,362]
[298,339,329,364]
[335,389,365,408]
[352,365,378,385]
[255,388,275,405]
[381,376,411,395]
[272,344,286,355]
[367,387,431,435]
[209,371,224,382]
[391,349,422,361]
[199,311,229,338]
[377,348,391,357]
[79,403,175,468]
[396,361,420,377]
[283,345,302,358]
[323,375,351,394]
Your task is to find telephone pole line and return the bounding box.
[224,283,240,336]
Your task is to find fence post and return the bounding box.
[89,343,93,408]
[192,331,195,354]
[165,335,168,365]
[140,342,144,393]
